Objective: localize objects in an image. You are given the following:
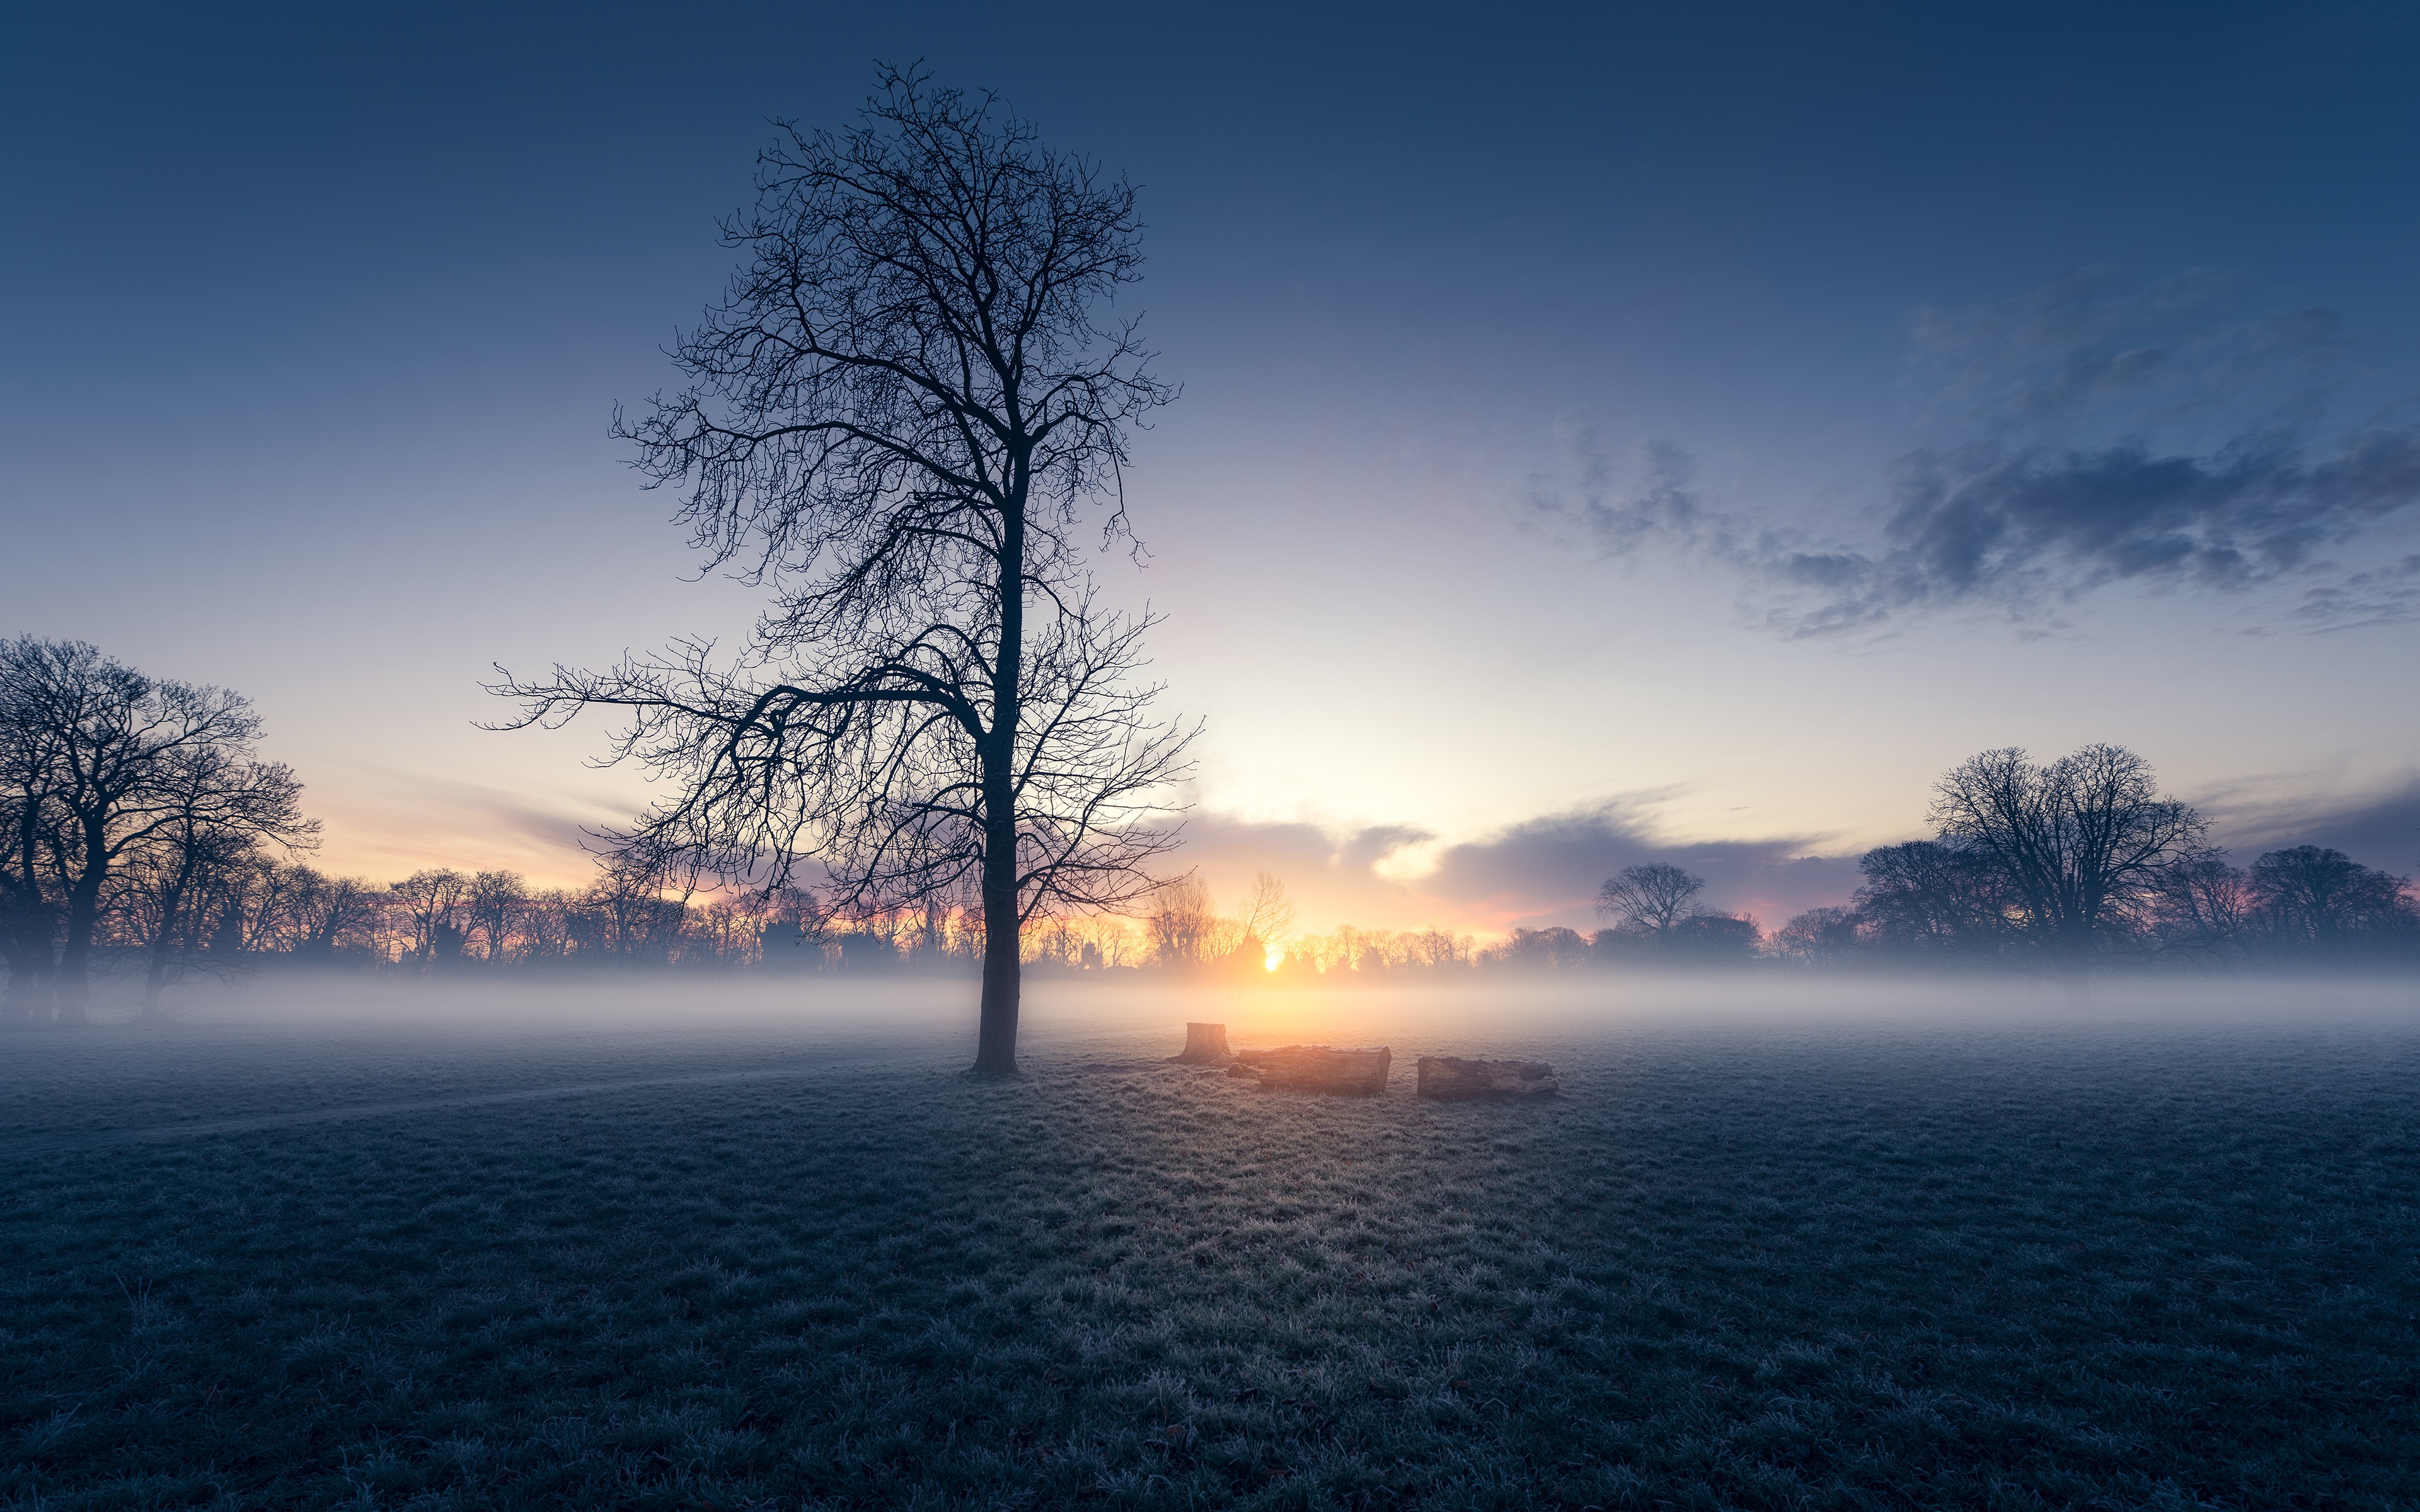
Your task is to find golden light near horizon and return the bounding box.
[1264,944,1284,972]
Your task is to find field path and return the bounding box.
[4,1051,894,1156]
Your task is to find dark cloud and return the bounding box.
[1530,270,2420,635]
[1797,427,2420,630]
[2213,776,2420,876]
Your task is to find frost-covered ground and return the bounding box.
[3,976,2416,1509]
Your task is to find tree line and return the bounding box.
[1580,744,2417,979]
[7,636,2411,1028]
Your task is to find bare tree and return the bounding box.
[466,869,529,963]
[492,66,1190,1072]
[1595,862,1705,939]
[0,638,301,1022]
[519,888,579,963]
[1852,839,2022,961]
[110,742,315,1017]
[1235,871,1296,963]
[391,868,470,967]
[1927,744,2211,980]
[276,868,383,961]
[2143,856,2257,966]
[2249,845,2417,965]
[1146,875,1224,970]
[1774,905,1864,967]
[579,859,693,965]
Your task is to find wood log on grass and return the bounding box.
[1170,1022,1231,1063]
[1234,1045,1392,1095]
[1415,1056,1559,1101]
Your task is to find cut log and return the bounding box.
[1170,1022,1232,1064]
[1415,1057,1559,1101]
[1239,1045,1392,1095]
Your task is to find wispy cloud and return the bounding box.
[2205,774,2420,872]
[1530,268,2420,635]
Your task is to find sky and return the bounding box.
[6,1,2419,937]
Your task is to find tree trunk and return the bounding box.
[1170,1022,1230,1063]
[54,869,102,1027]
[973,869,1021,1076]
[971,701,1022,1075]
[1416,1056,1559,1101]
[971,476,1028,1078]
[1234,1045,1392,1095]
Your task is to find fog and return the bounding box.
[29,967,2417,1057]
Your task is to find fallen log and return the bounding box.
[1415,1057,1559,1101]
[1235,1045,1392,1095]
[1169,1022,1232,1064]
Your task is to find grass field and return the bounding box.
[3,983,2417,1509]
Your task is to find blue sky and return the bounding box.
[6,2,2417,933]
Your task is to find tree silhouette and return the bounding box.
[1595,862,1705,939]
[0,638,311,1022]
[1927,743,2210,982]
[493,66,1189,1074]
[2249,845,2416,965]
[112,740,314,1017]
[1852,839,2021,961]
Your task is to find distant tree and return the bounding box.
[2249,846,2417,966]
[465,869,529,963]
[1398,926,1470,970]
[1927,744,2211,981]
[1852,839,2020,961]
[518,888,579,963]
[1146,876,1224,970]
[573,859,694,966]
[1774,905,1864,967]
[0,638,305,1022]
[1668,912,1762,963]
[391,869,470,967]
[2142,856,2257,967]
[108,740,314,1017]
[1235,871,1297,964]
[492,66,1190,1075]
[1488,926,1592,971]
[1596,862,1706,941]
[269,867,384,961]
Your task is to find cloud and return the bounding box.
[1530,269,2420,635]
[1172,799,1860,937]
[311,770,633,885]
[2209,775,2420,874]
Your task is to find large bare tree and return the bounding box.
[1927,743,2210,980]
[493,67,1190,1073]
[0,638,309,1023]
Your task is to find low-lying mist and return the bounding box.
[28,966,2415,1057]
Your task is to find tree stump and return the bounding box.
[1415,1057,1559,1101]
[1170,1022,1231,1064]
[1233,1045,1392,1095]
